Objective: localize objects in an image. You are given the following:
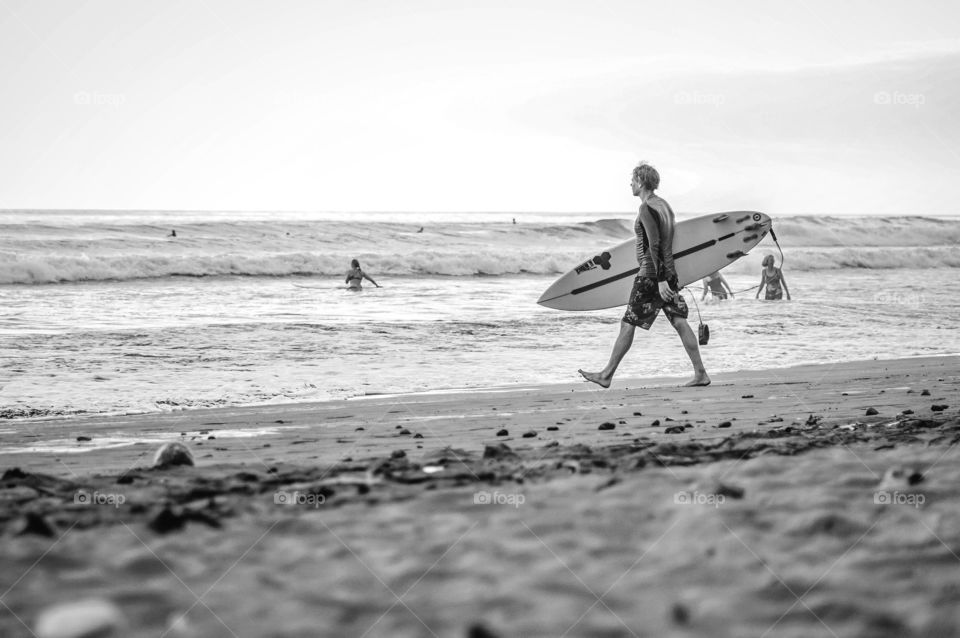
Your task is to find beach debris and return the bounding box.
[466,621,501,638]
[879,466,924,490]
[805,414,823,426]
[651,419,661,426]
[422,465,445,474]
[34,598,126,638]
[391,449,407,459]
[522,431,537,438]
[496,429,509,436]
[664,425,685,434]
[921,389,931,396]
[151,442,194,469]
[931,404,949,412]
[598,422,616,430]
[483,443,516,460]
[671,602,691,625]
[713,482,745,499]
[560,460,581,473]
[865,407,879,416]
[15,512,56,537]
[718,421,732,428]
[76,436,91,442]
[0,485,40,503]
[148,505,221,534]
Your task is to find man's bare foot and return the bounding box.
[578,369,611,388]
[684,373,711,387]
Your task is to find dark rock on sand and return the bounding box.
[665,426,685,434]
[483,443,516,459]
[522,431,537,438]
[633,411,643,416]
[76,436,92,442]
[651,419,661,426]
[151,442,194,469]
[399,428,412,435]
[718,421,732,428]
[391,450,407,459]
[865,407,879,416]
[932,404,949,412]
[598,422,616,430]
[921,389,931,395]
[714,482,745,499]
[496,429,508,436]
[413,433,424,439]
[3,467,29,480]
[671,601,691,625]
[741,394,754,399]
[546,426,559,431]
[466,621,501,638]
[16,512,56,537]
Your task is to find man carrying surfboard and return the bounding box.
[578,163,710,388]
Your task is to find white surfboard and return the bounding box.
[538,211,772,311]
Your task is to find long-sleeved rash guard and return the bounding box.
[634,194,678,282]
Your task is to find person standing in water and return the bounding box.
[579,162,710,388]
[701,270,734,301]
[756,255,790,300]
[345,259,380,290]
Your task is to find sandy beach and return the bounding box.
[1,355,958,637]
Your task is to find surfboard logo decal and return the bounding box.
[574,251,613,274]
[593,252,612,270]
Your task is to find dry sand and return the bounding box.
[1,356,959,637]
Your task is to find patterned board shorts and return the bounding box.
[622,276,689,330]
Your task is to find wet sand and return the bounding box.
[1,356,959,637]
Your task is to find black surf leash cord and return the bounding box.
[680,226,786,318]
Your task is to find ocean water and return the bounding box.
[1,210,958,418]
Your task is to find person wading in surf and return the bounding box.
[579,162,710,388]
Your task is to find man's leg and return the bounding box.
[579,320,636,388]
[668,315,711,386]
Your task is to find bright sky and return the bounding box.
[1,0,958,214]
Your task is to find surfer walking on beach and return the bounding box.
[579,162,710,388]
[345,259,380,290]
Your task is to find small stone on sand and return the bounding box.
[598,422,615,431]
[921,389,931,396]
[931,404,948,412]
[718,421,732,428]
[865,407,879,416]
[152,442,194,469]
[522,431,537,438]
[496,429,508,436]
[651,419,661,426]
[34,599,125,638]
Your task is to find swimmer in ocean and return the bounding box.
[345,259,380,290]
[701,270,734,301]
